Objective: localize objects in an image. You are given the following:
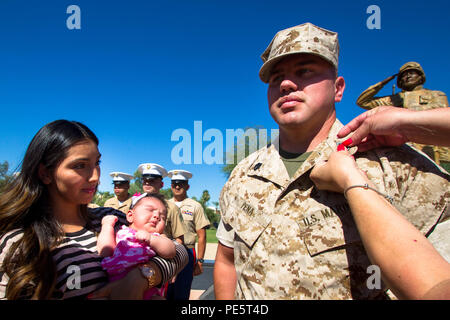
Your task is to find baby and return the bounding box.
[97,193,176,299]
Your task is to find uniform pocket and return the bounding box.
[181,212,194,221]
[227,197,272,248]
[300,208,361,257]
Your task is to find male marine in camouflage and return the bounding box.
[214,23,450,300]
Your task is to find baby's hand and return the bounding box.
[135,230,152,244]
[101,215,118,228]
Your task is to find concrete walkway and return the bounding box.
[196,242,218,261]
[189,243,217,300]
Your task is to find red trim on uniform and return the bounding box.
[192,247,197,276]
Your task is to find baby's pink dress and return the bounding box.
[101,225,165,299]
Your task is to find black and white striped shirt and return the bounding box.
[0,207,188,299]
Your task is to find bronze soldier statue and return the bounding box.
[356,62,450,165]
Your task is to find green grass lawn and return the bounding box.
[206,228,218,243]
[441,162,450,174]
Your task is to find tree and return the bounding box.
[199,190,210,206]
[193,190,219,225]
[221,126,278,178]
[0,161,13,192]
[128,169,143,195]
[91,191,114,207]
[211,201,219,212]
[160,188,173,199]
[442,162,450,174]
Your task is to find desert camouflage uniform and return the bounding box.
[218,119,450,300]
[259,22,339,83]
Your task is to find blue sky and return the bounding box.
[1,0,449,204]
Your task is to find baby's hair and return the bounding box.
[130,192,168,212]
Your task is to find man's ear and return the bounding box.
[334,76,345,102]
[126,210,134,224]
[38,164,52,185]
[186,184,190,191]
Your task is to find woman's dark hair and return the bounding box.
[0,120,99,299]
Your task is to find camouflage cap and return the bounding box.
[259,22,339,83]
[397,61,426,87]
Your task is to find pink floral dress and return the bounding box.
[101,225,166,299]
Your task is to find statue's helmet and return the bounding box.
[397,61,426,88]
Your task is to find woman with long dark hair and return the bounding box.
[0,120,188,299]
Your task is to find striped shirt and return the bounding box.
[0,207,188,299]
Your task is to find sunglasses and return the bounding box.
[142,177,161,184]
[113,182,129,187]
[171,181,188,188]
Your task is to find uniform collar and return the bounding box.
[117,195,132,206]
[247,119,346,189]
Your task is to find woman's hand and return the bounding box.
[87,262,161,300]
[337,106,409,152]
[311,151,369,193]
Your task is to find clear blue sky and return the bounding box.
[1,0,449,204]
